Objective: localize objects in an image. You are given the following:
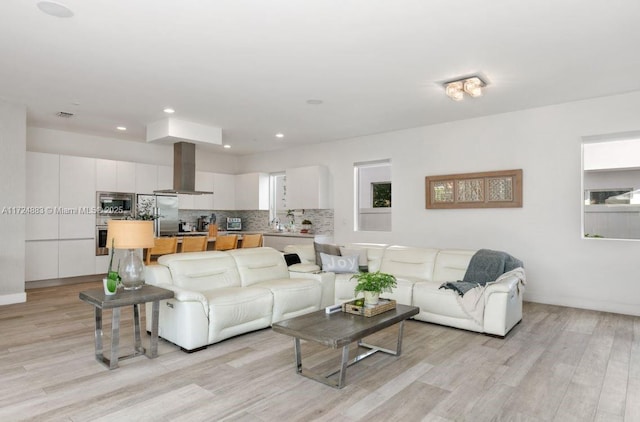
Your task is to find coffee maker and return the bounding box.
[196,215,209,232]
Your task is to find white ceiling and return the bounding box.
[2,1,640,155]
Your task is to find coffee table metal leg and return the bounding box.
[294,337,303,373]
[337,345,350,388]
[358,320,406,356]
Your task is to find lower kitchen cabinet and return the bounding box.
[262,234,314,252]
[25,240,59,281]
[59,239,96,278]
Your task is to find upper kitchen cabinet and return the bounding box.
[179,171,214,210]
[285,165,330,209]
[26,152,59,240]
[194,171,214,210]
[213,173,236,210]
[135,163,158,194]
[59,155,96,239]
[157,165,173,191]
[95,159,136,193]
[235,173,269,210]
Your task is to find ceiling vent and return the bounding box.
[56,111,74,118]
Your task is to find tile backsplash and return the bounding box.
[178,209,334,235]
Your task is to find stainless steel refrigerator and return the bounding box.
[137,194,179,236]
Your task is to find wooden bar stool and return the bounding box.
[181,236,208,253]
[214,234,238,251]
[241,234,263,248]
[144,237,178,264]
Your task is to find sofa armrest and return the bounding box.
[145,264,173,286]
[485,274,521,295]
[288,263,321,273]
[149,282,209,317]
[483,268,526,336]
[290,271,336,308]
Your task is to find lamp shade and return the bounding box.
[106,220,155,249]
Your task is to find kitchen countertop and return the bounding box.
[262,232,316,238]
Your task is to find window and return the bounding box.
[354,160,391,231]
[582,134,640,240]
[269,172,286,224]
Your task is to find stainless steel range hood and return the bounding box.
[154,142,213,195]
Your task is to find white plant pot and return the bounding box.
[363,291,380,307]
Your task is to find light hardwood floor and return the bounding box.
[1,281,640,421]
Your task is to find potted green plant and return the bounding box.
[351,271,397,306]
[104,239,120,295]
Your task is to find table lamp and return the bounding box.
[106,220,155,290]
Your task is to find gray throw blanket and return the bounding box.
[440,249,523,296]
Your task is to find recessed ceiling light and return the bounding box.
[116,126,127,131]
[37,1,74,18]
[275,133,284,138]
[163,108,175,114]
[223,144,231,149]
[306,99,323,105]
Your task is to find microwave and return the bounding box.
[96,191,135,218]
[226,217,242,231]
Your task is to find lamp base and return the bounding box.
[120,248,145,290]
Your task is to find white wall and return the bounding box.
[27,127,239,174]
[0,100,27,304]
[239,90,640,317]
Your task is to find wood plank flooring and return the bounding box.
[1,281,639,421]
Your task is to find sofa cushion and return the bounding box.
[432,250,475,283]
[254,277,322,322]
[284,244,316,264]
[379,246,439,281]
[314,242,341,266]
[165,254,241,291]
[320,252,359,273]
[412,280,473,320]
[230,247,290,287]
[339,246,368,270]
[204,286,274,343]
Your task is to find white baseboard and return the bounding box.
[0,292,27,306]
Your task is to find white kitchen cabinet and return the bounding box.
[96,159,117,192]
[116,161,136,193]
[213,173,236,210]
[59,239,96,278]
[96,159,136,193]
[135,163,158,194]
[25,240,59,281]
[194,171,214,210]
[178,193,195,210]
[59,155,96,239]
[235,173,269,210]
[26,152,59,240]
[285,165,330,209]
[157,165,173,191]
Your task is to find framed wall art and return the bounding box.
[425,169,523,209]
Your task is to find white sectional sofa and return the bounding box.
[144,247,335,351]
[287,243,526,337]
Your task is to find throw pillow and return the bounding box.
[314,242,341,266]
[340,247,367,267]
[320,252,359,274]
[283,253,302,266]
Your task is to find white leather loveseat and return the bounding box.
[144,247,335,352]
[287,243,525,337]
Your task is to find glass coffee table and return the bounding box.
[272,304,419,389]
